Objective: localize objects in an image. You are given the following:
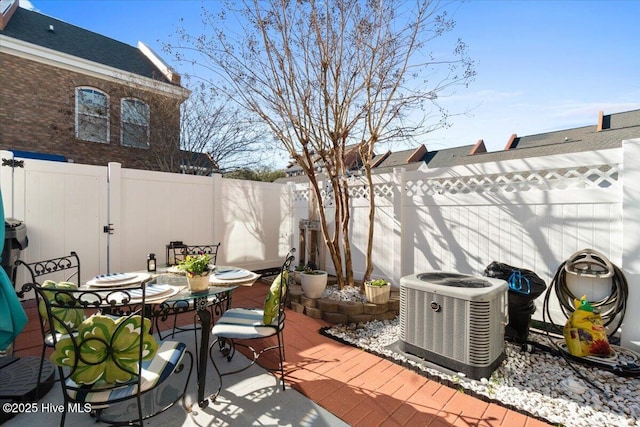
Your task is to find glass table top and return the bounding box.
[148,273,237,303]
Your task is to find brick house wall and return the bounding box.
[0,52,181,171]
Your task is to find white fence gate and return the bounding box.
[1,156,108,282]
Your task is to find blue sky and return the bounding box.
[21,0,640,158]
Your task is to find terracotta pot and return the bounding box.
[300,270,328,298]
[186,272,210,293]
[364,282,391,304]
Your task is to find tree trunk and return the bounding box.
[308,171,348,289]
[363,165,376,282]
[340,177,354,288]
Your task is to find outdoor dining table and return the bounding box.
[86,267,260,408]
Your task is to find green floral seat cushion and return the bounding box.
[38,280,86,334]
[263,271,288,325]
[50,314,158,384]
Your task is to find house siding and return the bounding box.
[0,52,181,171]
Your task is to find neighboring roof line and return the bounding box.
[470,139,487,154]
[371,150,391,167]
[504,133,518,150]
[138,41,181,86]
[281,109,640,177]
[1,5,188,99]
[406,144,427,163]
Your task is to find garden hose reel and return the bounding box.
[564,248,614,279]
[564,248,615,304]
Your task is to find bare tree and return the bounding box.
[179,84,266,174]
[131,83,265,175]
[167,0,475,288]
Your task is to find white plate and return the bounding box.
[214,268,251,280]
[129,283,174,298]
[86,273,151,288]
[93,272,137,283]
[108,284,179,304]
[210,271,260,286]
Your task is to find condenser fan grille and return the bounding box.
[417,273,491,288]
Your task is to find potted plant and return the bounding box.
[177,253,212,293]
[300,264,328,299]
[364,278,391,304]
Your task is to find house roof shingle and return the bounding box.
[279,109,640,181]
[1,6,171,83]
[433,109,640,168]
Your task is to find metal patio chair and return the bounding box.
[26,277,193,426]
[208,248,295,399]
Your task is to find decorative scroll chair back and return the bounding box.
[171,243,221,266]
[15,252,81,298]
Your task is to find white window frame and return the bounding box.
[75,87,109,143]
[120,98,150,148]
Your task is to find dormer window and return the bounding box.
[75,87,109,143]
[121,98,149,148]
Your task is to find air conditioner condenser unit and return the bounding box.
[399,272,508,379]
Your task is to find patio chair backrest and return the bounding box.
[28,280,148,343]
[15,251,81,299]
[276,248,296,323]
[170,243,221,266]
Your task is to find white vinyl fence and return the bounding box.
[3,138,640,350]
[290,139,640,351]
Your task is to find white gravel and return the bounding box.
[324,318,640,427]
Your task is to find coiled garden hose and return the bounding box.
[542,249,628,340]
